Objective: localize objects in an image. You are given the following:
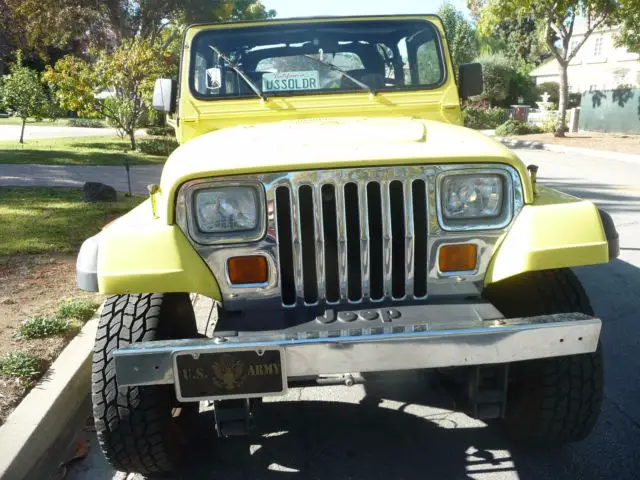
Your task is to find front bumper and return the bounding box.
[113,302,601,390]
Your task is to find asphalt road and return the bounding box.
[0,164,161,193]
[66,148,640,480]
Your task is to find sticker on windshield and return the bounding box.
[206,67,222,90]
[262,71,320,92]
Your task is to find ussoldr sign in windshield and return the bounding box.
[262,71,320,92]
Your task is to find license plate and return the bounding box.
[173,348,286,401]
[262,70,320,92]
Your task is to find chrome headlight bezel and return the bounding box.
[181,181,267,245]
[436,169,514,231]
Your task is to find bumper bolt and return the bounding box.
[388,310,401,319]
[338,311,357,322]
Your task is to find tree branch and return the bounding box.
[545,20,565,65]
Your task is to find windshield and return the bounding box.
[190,19,446,99]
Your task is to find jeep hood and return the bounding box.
[159,117,532,220]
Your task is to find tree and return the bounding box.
[615,0,640,54]
[1,1,275,65]
[0,51,49,143]
[45,39,170,149]
[478,0,621,137]
[490,17,549,70]
[438,2,478,71]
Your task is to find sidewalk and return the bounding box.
[0,125,120,142]
[481,130,640,165]
[0,164,162,194]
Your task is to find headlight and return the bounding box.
[188,184,266,244]
[438,171,512,231]
[441,174,503,219]
[195,187,259,233]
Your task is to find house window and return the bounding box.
[593,37,603,57]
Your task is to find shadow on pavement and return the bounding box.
[541,178,640,214]
[182,398,556,480]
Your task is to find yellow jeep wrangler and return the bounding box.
[76,15,618,476]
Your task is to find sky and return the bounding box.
[263,0,471,18]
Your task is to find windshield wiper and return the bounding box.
[303,54,375,94]
[208,44,267,101]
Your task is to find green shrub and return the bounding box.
[0,352,43,381]
[507,71,538,106]
[472,53,513,105]
[146,126,175,137]
[540,116,557,133]
[67,118,106,128]
[18,315,72,339]
[463,104,507,129]
[138,138,179,156]
[495,119,542,136]
[57,299,99,322]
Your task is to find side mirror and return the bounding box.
[458,63,483,100]
[152,78,177,114]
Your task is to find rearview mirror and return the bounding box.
[152,78,177,114]
[458,63,483,100]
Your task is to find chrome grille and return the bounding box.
[275,175,428,306]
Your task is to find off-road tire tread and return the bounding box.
[484,269,604,445]
[92,293,195,476]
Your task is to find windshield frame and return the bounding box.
[187,17,449,102]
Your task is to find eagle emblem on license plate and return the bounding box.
[211,354,247,390]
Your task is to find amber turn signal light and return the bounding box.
[438,244,478,273]
[227,256,268,284]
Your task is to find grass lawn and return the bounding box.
[0,135,168,166]
[0,187,143,256]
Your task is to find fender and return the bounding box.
[485,186,619,286]
[76,200,221,299]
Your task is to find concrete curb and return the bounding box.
[0,317,98,480]
[496,137,640,165]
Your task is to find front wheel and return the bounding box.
[483,269,604,444]
[92,293,198,476]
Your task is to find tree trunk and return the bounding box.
[19,118,26,143]
[555,64,569,138]
[128,130,136,151]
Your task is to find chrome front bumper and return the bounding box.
[113,305,601,389]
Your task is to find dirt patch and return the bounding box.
[510,132,640,154]
[0,254,102,425]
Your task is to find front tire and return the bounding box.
[92,293,198,476]
[483,269,604,445]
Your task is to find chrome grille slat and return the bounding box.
[404,180,415,299]
[334,182,349,302]
[314,184,326,303]
[291,184,305,305]
[358,182,370,301]
[380,181,393,299]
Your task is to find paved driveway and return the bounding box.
[62,148,640,480]
[0,125,119,141]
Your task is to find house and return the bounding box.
[529,24,640,93]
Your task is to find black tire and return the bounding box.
[92,293,198,476]
[483,269,604,445]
